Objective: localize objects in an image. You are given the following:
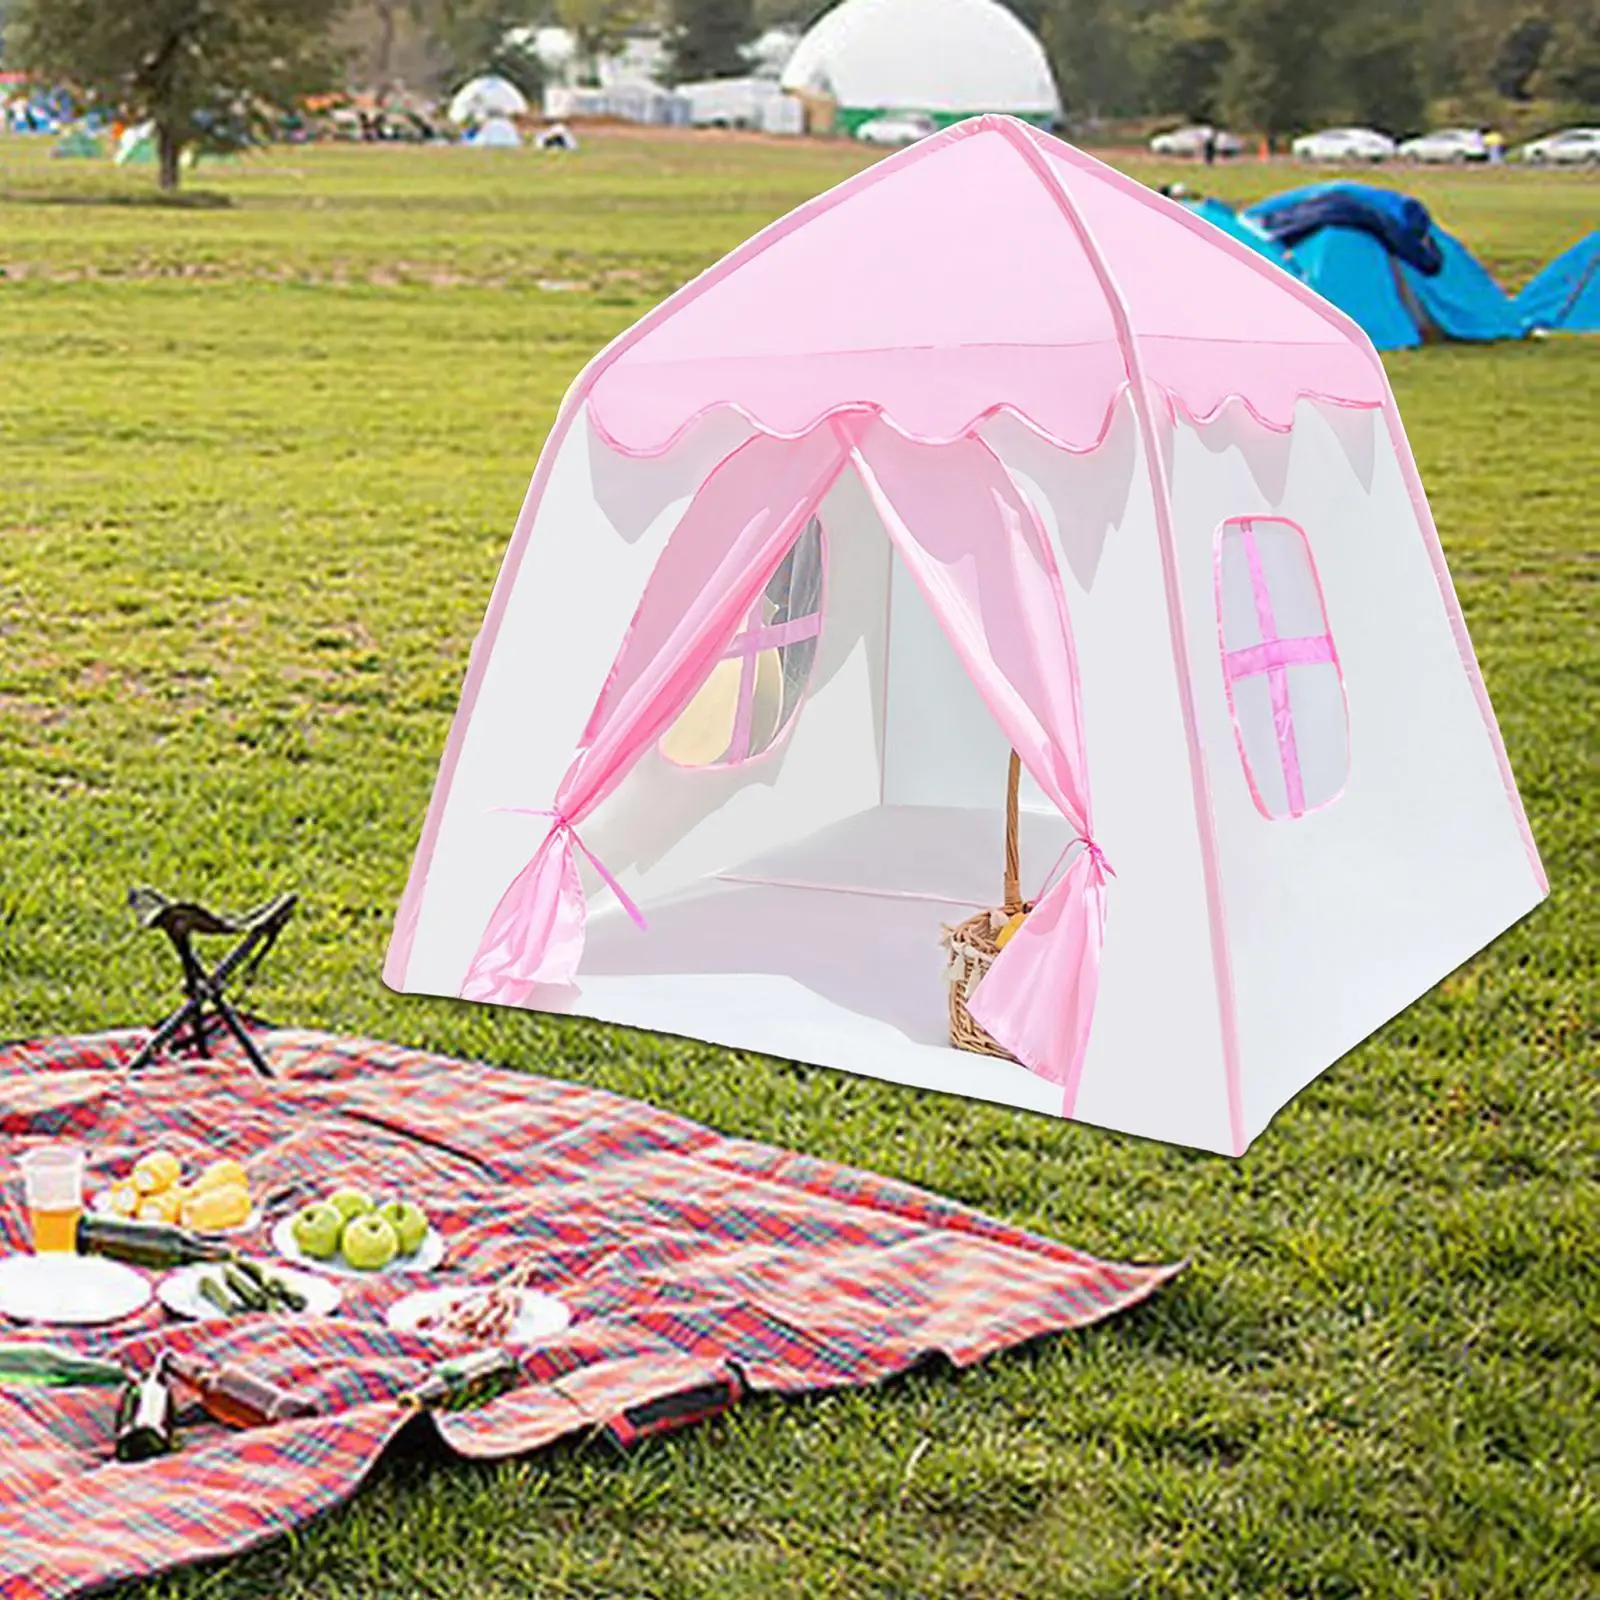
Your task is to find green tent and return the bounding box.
[53,126,104,159]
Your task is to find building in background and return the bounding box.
[534,22,804,134]
[678,76,804,133]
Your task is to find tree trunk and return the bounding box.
[375,0,397,96]
[157,125,183,193]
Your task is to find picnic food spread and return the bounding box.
[5,1139,487,1474]
[289,1187,433,1269]
[0,1027,1179,1600]
[197,1258,307,1315]
[101,1150,254,1231]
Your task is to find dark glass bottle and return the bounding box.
[401,1348,522,1412]
[78,1215,233,1270]
[0,1343,130,1389]
[114,1356,177,1462]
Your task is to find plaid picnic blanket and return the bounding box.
[0,1028,1180,1599]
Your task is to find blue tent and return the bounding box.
[1287,227,1423,349]
[1243,183,1525,350]
[1248,183,1440,273]
[1515,233,1600,333]
[1179,197,1305,279]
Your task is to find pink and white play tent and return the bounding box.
[385,116,1546,1155]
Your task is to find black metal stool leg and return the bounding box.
[126,889,295,1077]
[126,999,205,1073]
[209,987,275,1077]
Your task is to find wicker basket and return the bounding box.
[942,751,1029,1061]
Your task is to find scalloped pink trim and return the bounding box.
[586,389,1133,460]
[585,384,1385,461]
[1170,387,1385,435]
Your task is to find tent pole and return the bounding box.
[997,120,1247,1153]
[1003,750,1022,914]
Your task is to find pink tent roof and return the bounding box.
[586,116,1386,458]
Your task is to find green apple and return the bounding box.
[376,1199,428,1256]
[291,1201,343,1260]
[340,1212,398,1271]
[326,1187,372,1223]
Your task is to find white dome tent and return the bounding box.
[780,0,1060,136]
[448,74,529,127]
[469,114,523,148]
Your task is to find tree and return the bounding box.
[1537,3,1600,106]
[557,0,649,87]
[1216,0,1338,145]
[1041,0,1149,121]
[1139,0,1231,121]
[669,0,755,82]
[7,0,346,191]
[1492,13,1554,100]
[427,0,553,95]
[1336,9,1427,136]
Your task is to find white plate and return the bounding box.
[271,1215,445,1278]
[90,1190,261,1235]
[158,1262,341,1321]
[0,1253,152,1326]
[386,1286,571,1346]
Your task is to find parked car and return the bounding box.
[1290,127,1397,163]
[1517,127,1600,165]
[855,111,938,147]
[1148,124,1243,159]
[1398,128,1488,163]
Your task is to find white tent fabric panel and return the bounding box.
[1169,403,1544,1140]
[984,409,1234,1152]
[780,0,1060,116]
[403,409,757,994]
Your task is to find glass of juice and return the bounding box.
[19,1145,85,1253]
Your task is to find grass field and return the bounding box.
[1,131,1596,1599]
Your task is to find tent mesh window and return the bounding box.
[1215,515,1349,820]
[659,515,825,769]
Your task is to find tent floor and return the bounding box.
[554,804,1076,1114]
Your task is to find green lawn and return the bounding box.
[1,132,1595,1599]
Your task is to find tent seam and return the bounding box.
[994,118,1248,1155]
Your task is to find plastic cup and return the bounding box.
[19,1145,85,1253]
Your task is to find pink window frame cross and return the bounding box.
[663,517,826,769]
[1214,515,1348,821]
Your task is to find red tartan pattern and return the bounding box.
[0,1029,1180,1598]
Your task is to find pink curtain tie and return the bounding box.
[1080,838,1115,879]
[1036,835,1114,902]
[492,808,649,931]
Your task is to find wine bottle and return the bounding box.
[114,1356,177,1462]
[0,1342,131,1389]
[77,1214,233,1270]
[401,1348,522,1412]
[167,1352,317,1428]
